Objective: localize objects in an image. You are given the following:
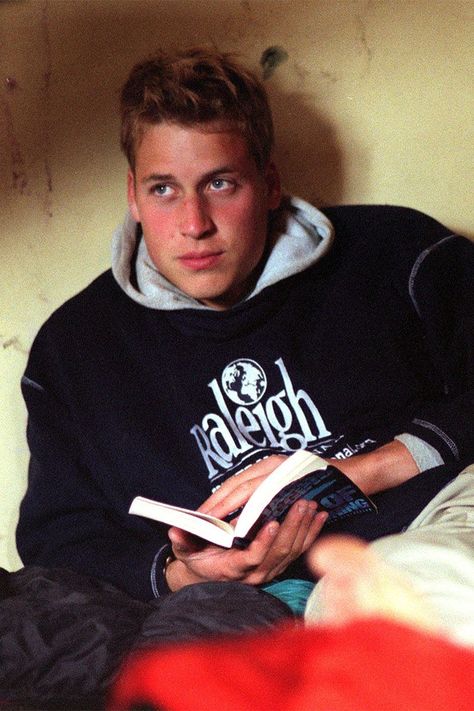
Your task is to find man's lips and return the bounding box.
[178,251,224,270]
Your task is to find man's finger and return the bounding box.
[198,455,286,514]
[168,526,208,555]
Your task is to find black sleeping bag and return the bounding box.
[0,566,292,710]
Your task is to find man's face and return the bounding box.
[127,122,281,310]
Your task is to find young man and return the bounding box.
[17,49,474,623]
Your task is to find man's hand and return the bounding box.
[167,500,327,591]
[166,455,327,591]
[165,441,419,592]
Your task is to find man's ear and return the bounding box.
[265,161,282,211]
[127,169,140,222]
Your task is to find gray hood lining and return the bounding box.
[111,195,334,311]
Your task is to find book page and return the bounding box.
[129,497,234,547]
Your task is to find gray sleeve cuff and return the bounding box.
[395,433,444,472]
[151,543,173,598]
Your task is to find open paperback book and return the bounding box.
[128,450,377,548]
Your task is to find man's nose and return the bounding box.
[179,196,214,239]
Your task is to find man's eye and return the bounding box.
[209,178,232,191]
[152,184,173,196]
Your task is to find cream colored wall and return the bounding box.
[1,0,472,571]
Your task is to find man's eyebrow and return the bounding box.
[142,173,174,184]
[141,166,239,185]
[203,165,238,177]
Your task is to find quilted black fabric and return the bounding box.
[0,566,292,710]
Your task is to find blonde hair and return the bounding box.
[120,47,274,172]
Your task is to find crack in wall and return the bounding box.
[354,3,374,75]
[41,0,53,217]
[1,335,29,356]
[2,80,28,194]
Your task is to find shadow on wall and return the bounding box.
[268,82,345,207]
[0,0,347,216]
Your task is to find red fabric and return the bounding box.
[109,619,474,711]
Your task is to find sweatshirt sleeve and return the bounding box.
[396,231,474,464]
[17,372,169,601]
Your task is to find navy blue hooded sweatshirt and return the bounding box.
[17,200,474,600]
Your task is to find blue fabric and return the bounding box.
[263,579,315,616]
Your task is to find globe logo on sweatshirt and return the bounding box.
[191,357,333,481]
[221,359,267,405]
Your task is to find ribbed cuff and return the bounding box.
[151,543,173,598]
[395,433,444,472]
